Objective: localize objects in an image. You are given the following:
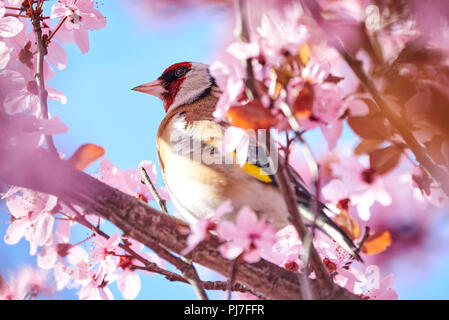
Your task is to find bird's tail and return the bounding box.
[298,203,362,262]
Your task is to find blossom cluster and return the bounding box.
[1,0,449,300]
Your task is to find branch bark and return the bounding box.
[0,149,360,300]
[30,6,57,154]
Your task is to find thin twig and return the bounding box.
[356,226,371,255]
[226,255,241,300]
[29,6,57,154]
[302,0,449,198]
[235,0,259,100]
[4,13,29,18]
[63,201,209,300]
[277,94,322,258]
[4,6,23,10]
[139,166,168,214]
[46,16,67,44]
[274,155,331,291]
[234,0,332,298]
[129,264,256,295]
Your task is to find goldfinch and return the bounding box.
[132,61,360,260]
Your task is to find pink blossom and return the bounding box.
[0,2,23,38]
[323,156,392,221]
[365,274,398,300]
[182,200,233,255]
[227,42,260,61]
[99,158,170,202]
[0,68,66,115]
[117,269,140,300]
[79,280,114,300]
[37,219,89,273]
[216,206,276,263]
[209,60,245,121]
[0,40,10,69]
[285,61,347,150]
[51,0,107,54]
[0,266,54,300]
[116,238,164,300]
[256,3,309,64]
[92,232,121,286]
[3,188,58,254]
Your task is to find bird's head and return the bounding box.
[132,62,216,113]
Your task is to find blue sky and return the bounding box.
[0,0,448,300]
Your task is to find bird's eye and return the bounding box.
[175,67,187,77]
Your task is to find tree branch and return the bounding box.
[139,166,168,214]
[0,149,360,300]
[30,7,57,154]
[234,0,332,297]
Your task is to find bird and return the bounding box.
[132,61,361,260]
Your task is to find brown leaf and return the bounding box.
[362,231,392,255]
[333,209,360,240]
[354,139,384,155]
[292,82,314,119]
[395,38,445,67]
[347,100,392,141]
[369,144,403,175]
[68,143,105,170]
[226,100,277,130]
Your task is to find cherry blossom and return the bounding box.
[51,0,107,54]
[3,0,449,301]
[0,68,66,115]
[0,266,54,300]
[182,200,233,255]
[255,3,309,64]
[322,156,392,221]
[209,60,245,121]
[0,40,9,69]
[99,158,170,202]
[116,238,164,300]
[3,188,58,254]
[0,1,23,38]
[78,278,114,300]
[91,232,121,286]
[216,206,277,263]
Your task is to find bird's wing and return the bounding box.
[241,142,362,261]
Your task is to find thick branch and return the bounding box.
[0,149,360,300]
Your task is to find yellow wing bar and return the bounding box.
[240,161,273,184]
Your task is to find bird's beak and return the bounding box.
[132,79,164,98]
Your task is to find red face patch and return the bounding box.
[159,62,193,112]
